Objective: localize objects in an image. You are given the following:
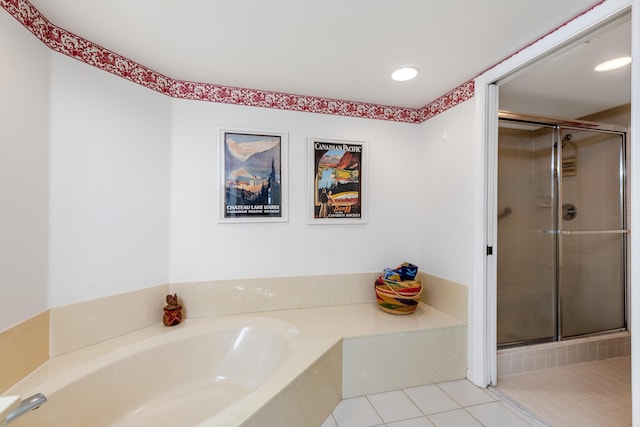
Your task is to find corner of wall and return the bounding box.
[417,272,468,322]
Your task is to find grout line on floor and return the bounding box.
[364,394,386,425]
[489,385,550,427]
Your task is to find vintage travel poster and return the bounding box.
[310,138,365,222]
[220,130,287,222]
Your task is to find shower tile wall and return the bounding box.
[497,332,630,377]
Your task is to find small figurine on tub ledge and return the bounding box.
[163,294,183,326]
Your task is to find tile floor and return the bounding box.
[495,356,631,427]
[322,379,541,427]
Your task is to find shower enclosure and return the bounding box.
[497,111,628,347]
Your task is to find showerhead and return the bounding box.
[553,134,573,148]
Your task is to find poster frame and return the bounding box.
[307,137,368,225]
[219,128,288,223]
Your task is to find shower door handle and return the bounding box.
[537,230,628,235]
[558,230,629,235]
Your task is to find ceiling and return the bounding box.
[24,0,630,116]
[500,15,631,119]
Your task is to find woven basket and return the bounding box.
[375,276,423,314]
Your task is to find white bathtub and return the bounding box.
[6,317,299,427]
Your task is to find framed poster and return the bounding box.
[219,128,288,223]
[308,137,367,224]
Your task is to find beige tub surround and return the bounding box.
[171,271,468,322]
[43,271,467,359]
[5,302,466,427]
[243,341,343,427]
[342,322,467,398]
[44,273,379,360]
[3,271,469,425]
[49,284,169,357]
[417,272,468,322]
[0,311,49,393]
[170,272,380,317]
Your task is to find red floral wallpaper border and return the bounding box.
[1,0,475,123]
[1,0,604,123]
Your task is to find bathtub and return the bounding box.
[6,317,299,427]
[5,302,467,426]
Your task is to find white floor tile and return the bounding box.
[386,417,436,427]
[331,380,544,427]
[465,401,535,427]
[321,414,338,427]
[403,384,460,415]
[427,409,483,427]
[367,390,423,423]
[436,380,496,407]
[332,396,384,427]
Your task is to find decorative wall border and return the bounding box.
[419,80,475,122]
[172,80,423,123]
[0,0,428,123]
[0,0,465,123]
[2,0,171,97]
[0,0,606,124]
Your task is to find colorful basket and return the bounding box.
[375,276,423,315]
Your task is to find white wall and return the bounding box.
[169,100,428,282]
[416,101,476,286]
[0,12,50,330]
[1,7,476,327]
[48,54,172,307]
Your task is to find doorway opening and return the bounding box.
[478,7,634,425]
[469,1,634,394]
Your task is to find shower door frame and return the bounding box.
[497,111,629,348]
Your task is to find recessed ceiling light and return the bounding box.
[391,67,418,82]
[595,56,631,72]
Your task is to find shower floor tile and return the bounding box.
[494,356,631,426]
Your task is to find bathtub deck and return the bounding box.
[240,302,467,426]
[5,301,466,427]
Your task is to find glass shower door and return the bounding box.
[497,122,557,346]
[497,113,628,348]
[559,128,627,337]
